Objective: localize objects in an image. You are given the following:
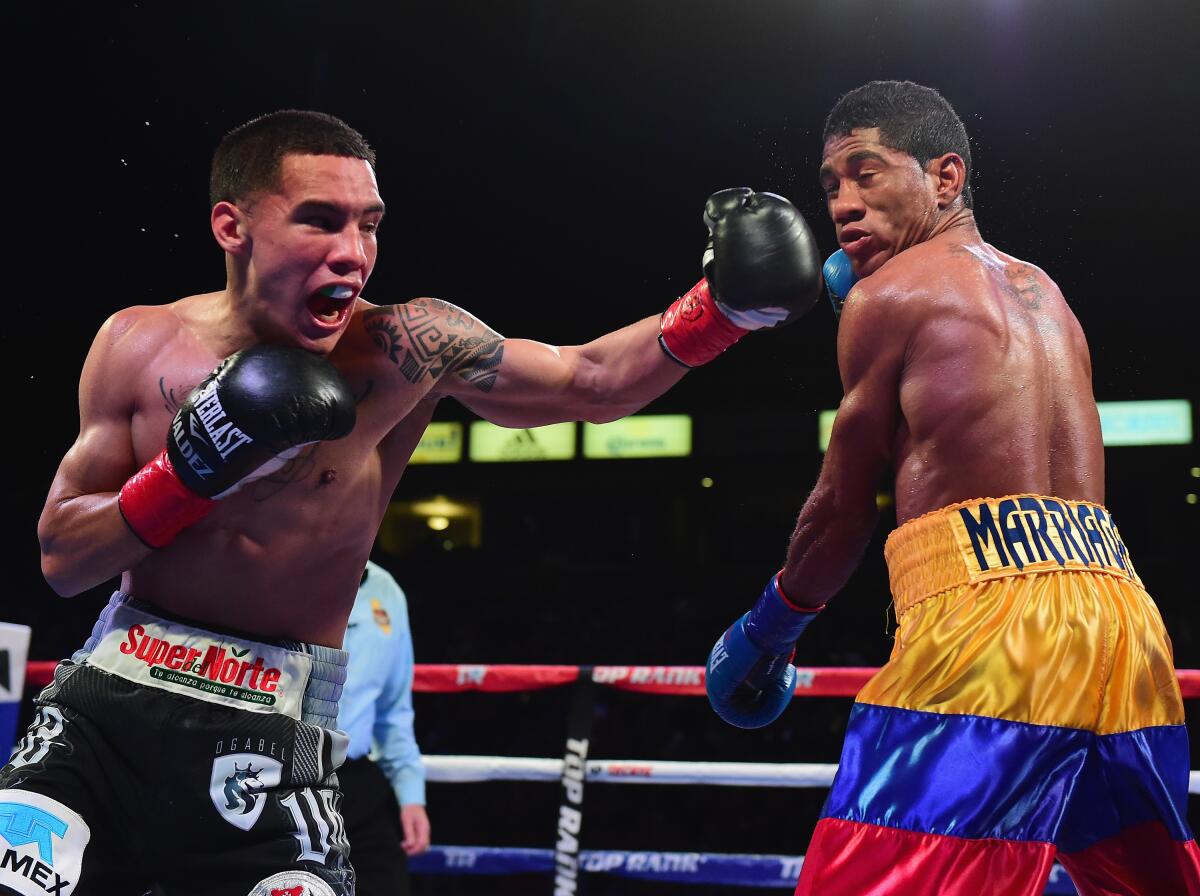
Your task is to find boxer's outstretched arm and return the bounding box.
[363,299,686,427]
[367,190,821,426]
[777,283,907,608]
[454,316,688,427]
[38,310,158,595]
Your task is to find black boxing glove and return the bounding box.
[118,345,357,547]
[704,188,822,326]
[659,188,821,367]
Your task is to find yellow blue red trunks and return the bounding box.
[795,495,1199,896]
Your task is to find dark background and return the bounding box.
[10,1,1199,892]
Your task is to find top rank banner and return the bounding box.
[410,846,1085,893]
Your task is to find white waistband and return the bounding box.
[76,593,347,727]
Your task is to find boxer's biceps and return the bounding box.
[38,411,146,596]
[60,414,140,494]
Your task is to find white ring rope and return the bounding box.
[425,755,1200,794]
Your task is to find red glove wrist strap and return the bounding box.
[773,571,826,614]
[658,279,748,368]
[118,449,216,548]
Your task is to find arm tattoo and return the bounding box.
[363,299,504,393]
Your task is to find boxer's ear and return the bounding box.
[928,153,966,209]
[211,201,249,254]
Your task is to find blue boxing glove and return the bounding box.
[706,574,821,729]
[823,249,858,319]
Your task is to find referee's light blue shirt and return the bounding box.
[338,560,425,807]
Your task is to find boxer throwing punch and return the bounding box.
[706,81,1199,895]
[1,110,820,896]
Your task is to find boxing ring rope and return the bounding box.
[25,660,1200,698]
[21,661,1200,893]
[424,755,842,788]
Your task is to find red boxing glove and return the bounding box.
[118,450,217,548]
[658,279,749,368]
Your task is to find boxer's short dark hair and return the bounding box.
[210,110,376,207]
[823,80,973,209]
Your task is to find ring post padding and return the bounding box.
[1,623,32,753]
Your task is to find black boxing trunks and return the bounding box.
[1,593,353,896]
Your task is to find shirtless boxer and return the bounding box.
[1,110,821,896]
[705,81,1199,895]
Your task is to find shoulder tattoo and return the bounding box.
[363,299,504,393]
[1004,264,1045,311]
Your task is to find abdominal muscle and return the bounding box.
[122,436,400,649]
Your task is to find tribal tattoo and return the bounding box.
[364,299,504,392]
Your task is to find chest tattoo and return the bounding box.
[159,376,197,413]
[249,444,321,501]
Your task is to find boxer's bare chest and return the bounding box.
[129,330,430,489]
[123,337,435,642]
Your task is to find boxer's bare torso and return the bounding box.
[783,227,1104,607]
[782,127,1104,605]
[45,295,507,646]
[855,232,1104,525]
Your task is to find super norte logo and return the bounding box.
[0,790,89,896]
[119,623,283,707]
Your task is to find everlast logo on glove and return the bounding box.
[171,414,216,479]
[190,384,254,460]
[85,604,312,719]
[166,345,357,499]
[171,381,255,481]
